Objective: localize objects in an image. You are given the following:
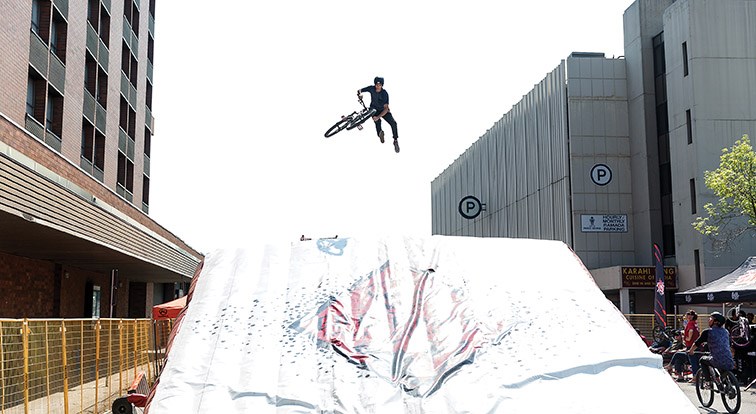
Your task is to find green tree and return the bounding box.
[693,134,756,251]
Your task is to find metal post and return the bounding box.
[118,320,123,394]
[133,321,138,378]
[80,320,84,410]
[0,320,5,414]
[61,321,69,414]
[44,321,50,414]
[22,319,29,414]
[144,322,151,382]
[95,320,100,414]
[110,270,117,318]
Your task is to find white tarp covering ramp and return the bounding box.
[147,236,696,413]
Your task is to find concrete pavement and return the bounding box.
[675,376,756,413]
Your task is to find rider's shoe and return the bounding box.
[378,131,385,143]
[393,139,400,153]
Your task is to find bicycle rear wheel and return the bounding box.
[324,117,351,138]
[345,109,376,131]
[720,371,741,413]
[695,369,714,407]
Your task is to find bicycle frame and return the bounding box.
[323,95,377,138]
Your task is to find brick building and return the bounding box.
[0,0,202,318]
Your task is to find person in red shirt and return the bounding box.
[684,310,701,348]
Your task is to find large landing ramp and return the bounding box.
[147,235,696,413]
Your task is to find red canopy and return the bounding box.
[152,296,186,320]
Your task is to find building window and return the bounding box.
[99,6,110,46]
[147,34,154,63]
[27,69,46,122]
[31,0,42,34]
[85,53,97,96]
[653,32,675,257]
[686,109,693,144]
[88,0,99,27]
[144,126,151,156]
[142,175,150,206]
[690,178,697,214]
[121,41,138,88]
[119,96,136,138]
[694,249,701,286]
[97,66,108,107]
[682,42,689,77]
[31,0,51,42]
[124,0,140,37]
[45,90,63,138]
[50,9,67,63]
[117,151,134,193]
[27,77,37,116]
[81,119,105,171]
[146,80,152,109]
[88,0,110,46]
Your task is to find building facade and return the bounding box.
[430,0,756,314]
[0,0,202,318]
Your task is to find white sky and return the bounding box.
[148,0,634,253]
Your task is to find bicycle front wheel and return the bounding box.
[695,369,714,407]
[324,117,351,138]
[720,371,741,413]
[651,325,664,343]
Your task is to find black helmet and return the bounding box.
[710,311,726,325]
[374,76,384,85]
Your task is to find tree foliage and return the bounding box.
[693,134,756,251]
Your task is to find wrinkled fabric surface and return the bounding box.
[149,236,697,413]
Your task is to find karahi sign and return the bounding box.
[621,266,677,289]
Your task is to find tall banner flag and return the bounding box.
[653,243,666,330]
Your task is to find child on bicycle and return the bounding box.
[358,76,400,153]
[688,311,735,381]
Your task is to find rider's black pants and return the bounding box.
[373,112,398,139]
[699,356,714,381]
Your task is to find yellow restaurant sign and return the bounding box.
[621,266,677,289]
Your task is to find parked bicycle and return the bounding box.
[324,94,376,138]
[694,355,741,413]
[652,325,677,345]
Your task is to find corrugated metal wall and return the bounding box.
[431,62,571,244]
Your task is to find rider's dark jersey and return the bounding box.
[695,326,735,370]
[359,86,390,113]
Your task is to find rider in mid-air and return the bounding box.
[358,77,399,153]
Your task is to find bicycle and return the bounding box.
[324,94,376,138]
[694,359,741,413]
[652,325,677,345]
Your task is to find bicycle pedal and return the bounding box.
[357,125,363,130]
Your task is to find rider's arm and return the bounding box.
[689,329,709,354]
[377,104,389,118]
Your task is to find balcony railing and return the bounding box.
[53,0,68,16]
[24,114,45,141]
[86,23,98,54]
[48,51,66,94]
[95,101,107,133]
[44,129,62,152]
[29,31,49,74]
[82,88,96,123]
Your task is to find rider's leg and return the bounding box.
[374,118,383,136]
[383,112,398,139]
[689,352,701,376]
[700,356,713,381]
